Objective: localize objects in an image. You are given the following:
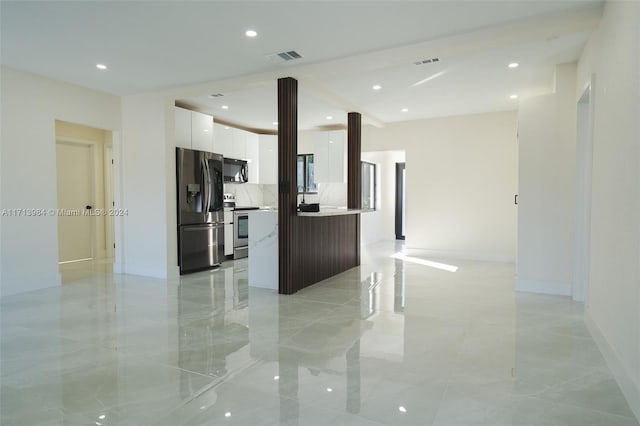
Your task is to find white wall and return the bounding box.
[0,67,121,297]
[119,94,177,278]
[576,0,640,418]
[361,151,405,246]
[362,111,518,262]
[516,63,577,295]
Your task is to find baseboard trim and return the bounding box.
[403,247,515,263]
[585,310,640,421]
[113,262,125,274]
[0,272,61,298]
[516,278,571,296]
[123,264,168,279]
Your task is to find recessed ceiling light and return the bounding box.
[326,115,333,120]
[508,62,519,69]
[372,85,382,90]
[245,29,257,38]
[224,126,230,130]
[510,94,518,99]
[224,412,231,417]
[272,121,278,126]
[399,406,407,413]
[401,108,409,112]
[221,105,229,110]
[96,64,107,70]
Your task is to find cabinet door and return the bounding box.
[328,130,346,183]
[313,131,329,183]
[191,111,213,152]
[224,211,234,256]
[245,132,260,184]
[213,123,233,157]
[174,107,192,149]
[259,135,278,184]
[231,128,247,160]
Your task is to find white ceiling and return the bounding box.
[1,1,603,130]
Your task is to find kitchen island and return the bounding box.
[247,209,278,290]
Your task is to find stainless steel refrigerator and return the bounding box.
[176,148,224,274]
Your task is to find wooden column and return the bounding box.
[347,112,362,209]
[277,77,298,294]
[347,112,362,264]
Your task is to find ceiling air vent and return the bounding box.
[208,93,224,98]
[414,57,440,65]
[267,50,304,63]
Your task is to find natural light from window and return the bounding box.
[391,253,458,272]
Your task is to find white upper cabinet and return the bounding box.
[213,123,233,158]
[231,128,247,160]
[245,132,259,184]
[327,130,346,183]
[259,135,278,185]
[191,110,214,152]
[174,107,214,152]
[313,129,346,183]
[174,107,192,149]
[313,131,329,183]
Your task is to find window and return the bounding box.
[362,161,376,210]
[297,154,317,193]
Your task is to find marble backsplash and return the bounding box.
[224,183,278,207]
[226,182,345,208]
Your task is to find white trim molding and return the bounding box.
[585,310,640,421]
[516,278,571,296]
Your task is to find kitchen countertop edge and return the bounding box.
[298,208,374,217]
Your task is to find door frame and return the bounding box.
[573,75,595,304]
[104,144,115,259]
[395,162,406,240]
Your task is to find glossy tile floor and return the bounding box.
[1,242,638,426]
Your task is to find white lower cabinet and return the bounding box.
[224,210,234,256]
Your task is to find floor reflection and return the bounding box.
[1,243,637,426]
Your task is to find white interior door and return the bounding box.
[56,142,94,262]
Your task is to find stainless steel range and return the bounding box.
[233,207,258,259]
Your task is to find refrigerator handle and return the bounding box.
[203,158,212,213]
[200,158,208,213]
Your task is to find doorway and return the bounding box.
[55,121,115,281]
[573,80,595,303]
[395,162,406,240]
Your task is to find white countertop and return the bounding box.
[298,207,374,217]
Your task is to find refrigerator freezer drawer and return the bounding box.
[179,224,224,274]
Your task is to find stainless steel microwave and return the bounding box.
[223,158,248,183]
